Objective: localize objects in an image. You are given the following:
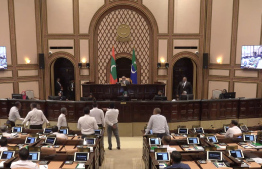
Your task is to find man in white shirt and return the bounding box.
[77,107,98,138]
[145,108,169,138]
[7,101,24,127]
[105,103,120,150]
[0,126,12,138]
[10,148,39,169]
[57,107,68,129]
[0,137,8,151]
[225,120,242,138]
[22,103,49,129]
[161,135,176,153]
[52,126,67,139]
[90,102,105,128]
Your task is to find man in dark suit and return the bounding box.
[55,78,63,96]
[120,76,130,85]
[176,77,192,98]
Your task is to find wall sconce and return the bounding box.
[165,63,169,68]
[86,63,90,68]
[81,58,87,63]
[157,62,169,69]
[78,63,82,68]
[217,57,222,64]
[160,58,165,63]
[25,58,30,64]
[157,63,161,68]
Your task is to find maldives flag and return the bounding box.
[110,46,117,84]
[130,48,137,84]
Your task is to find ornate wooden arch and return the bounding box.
[106,53,141,84]
[167,51,202,100]
[44,52,77,99]
[89,1,159,83]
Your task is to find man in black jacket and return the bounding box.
[176,77,192,98]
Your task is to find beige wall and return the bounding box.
[208,81,229,99]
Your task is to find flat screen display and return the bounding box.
[178,128,188,134]
[149,138,161,146]
[74,152,89,162]
[25,137,36,144]
[155,152,169,161]
[0,47,7,70]
[187,137,199,144]
[207,151,222,161]
[12,127,22,133]
[59,129,68,134]
[83,138,95,145]
[229,150,244,158]
[45,137,56,145]
[28,152,40,161]
[207,136,218,143]
[241,45,262,69]
[244,135,255,142]
[0,151,14,160]
[43,128,52,134]
[194,127,204,133]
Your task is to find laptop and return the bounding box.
[206,136,218,144]
[0,151,15,160]
[28,152,40,161]
[243,134,255,142]
[45,137,56,145]
[94,129,102,135]
[155,152,170,162]
[207,151,223,161]
[74,152,89,162]
[43,128,52,134]
[83,138,96,146]
[25,137,37,144]
[59,129,68,134]
[194,127,204,134]
[149,138,161,146]
[12,127,22,133]
[228,149,244,159]
[178,128,188,135]
[187,137,199,145]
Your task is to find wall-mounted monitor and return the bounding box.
[0,46,7,70]
[241,45,262,69]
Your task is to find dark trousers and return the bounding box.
[30,125,42,129]
[107,124,120,148]
[98,124,103,128]
[6,120,15,127]
[81,133,95,139]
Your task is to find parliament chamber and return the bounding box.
[1,0,262,168]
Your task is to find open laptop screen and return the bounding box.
[207,151,222,161]
[244,135,255,142]
[83,138,95,146]
[194,127,204,133]
[45,137,56,145]
[178,128,188,134]
[43,128,52,134]
[0,151,15,160]
[155,152,170,161]
[207,136,218,143]
[25,137,36,144]
[187,137,199,144]
[28,152,40,161]
[12,127,22,133]
[74,152,89,162]
[149,138,161,146]
[59,129,68,134]
[229,150,244,158]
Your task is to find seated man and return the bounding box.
[164,151,190,169]
[86,93,96,101]
[225,120,242,138]
[0,137,8,151]
[52,126,67,139]
[58,91,67,101]
[120,76,130,85]
[153,90,163,100]
[10,148,39,169]
[161,135,176,153]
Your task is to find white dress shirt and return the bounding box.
[145,114,169,134]
[225,126,242,138]
[162,145,177,153]
[0,147,8,151]
[105,109,119,126]
[11,160,39,169]
[53,132,68,139]
[90,107,105,127]
[8,106,24,122]
[22,108,49,125]
[77,115,98,135]
[2,132,12,138]
[57,114,67,129]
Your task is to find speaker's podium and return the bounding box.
[180,94,194,100]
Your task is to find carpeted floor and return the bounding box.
[100,137,145,169]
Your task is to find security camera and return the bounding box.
[195,51,199,54]
[49,51,52,55]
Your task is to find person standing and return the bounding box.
[77,107,98,138]
[145,108,169,138]
[55,78,63,96]
[176,77,192,98]
[7,101,24,127]
[105,103,120,150]
[22,103,49,129]
[68,79,75,100]
[90,102,105,128]
[57,107,68,129]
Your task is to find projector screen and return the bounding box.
[0,46,7,70]
[241,45,262,69]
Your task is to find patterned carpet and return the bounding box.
[100,137,144,169]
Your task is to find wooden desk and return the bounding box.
[82,84,166,100]
[199,162,232,169]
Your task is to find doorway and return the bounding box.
[116,57,131,80]
[52,58,75,99]
[172,58,195,99]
